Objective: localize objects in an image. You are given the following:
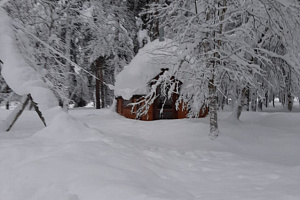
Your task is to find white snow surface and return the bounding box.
[0,106,299,200]
[115,39,177,100]
[137,29,151,47]
[0,0,9,7]
[0,8,58,110]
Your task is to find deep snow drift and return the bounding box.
[0,107,299,200]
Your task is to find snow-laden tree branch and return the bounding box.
[0,7,58,110]
[137,0,300,138]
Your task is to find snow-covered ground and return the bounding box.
[0,107,299,200]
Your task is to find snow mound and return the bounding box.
[33,112,102,143]
[115,39,177,100]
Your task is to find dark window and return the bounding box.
[157,95,173,109]
[123,99,132,108]
[155,86,175,119]
[157,87,173,109]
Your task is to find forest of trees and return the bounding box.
[1,0,151,109]
[1,0,300,138]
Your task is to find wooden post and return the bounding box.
[5,94,47,132]
[28,94,47,127]
[5,94,31,132]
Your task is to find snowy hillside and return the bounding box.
[0,108,299,200]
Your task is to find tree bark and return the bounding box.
[265,92,269,108]
[208,79,219,139]
[287,68,293,111]
[287,92,293,111]
[94,57,105,109]
[235,87,247,120]
[251,89,257,111]
[6,101,9,110]
[258,98,263,111]
[95,61,101,109]
[245,86,250,111]
[5,85,9,110]
[99,61,105,108]
[207,0,227,139]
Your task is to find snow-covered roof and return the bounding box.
[114,39,177,100]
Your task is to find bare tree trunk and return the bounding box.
[6,101,9,110]
[287,92,293,111]
[265,92,269,108]
[231,83,237,110]
[158,0,165,42]
[287,68,293,111]
[94,57,105,109]
[258,98,263,111]
[95,61,101,109]
[62,100,69,112]
[99,62,105,108]
[235,87,247,120]
[251,89,257,111]
[245,86,250,111]
[5,85,9,110]
[221,94,226,110]
[220,87,226,110]
[207,0,227,139]
[209,79,219,139]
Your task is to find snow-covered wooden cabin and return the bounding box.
[114,39,208,120]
